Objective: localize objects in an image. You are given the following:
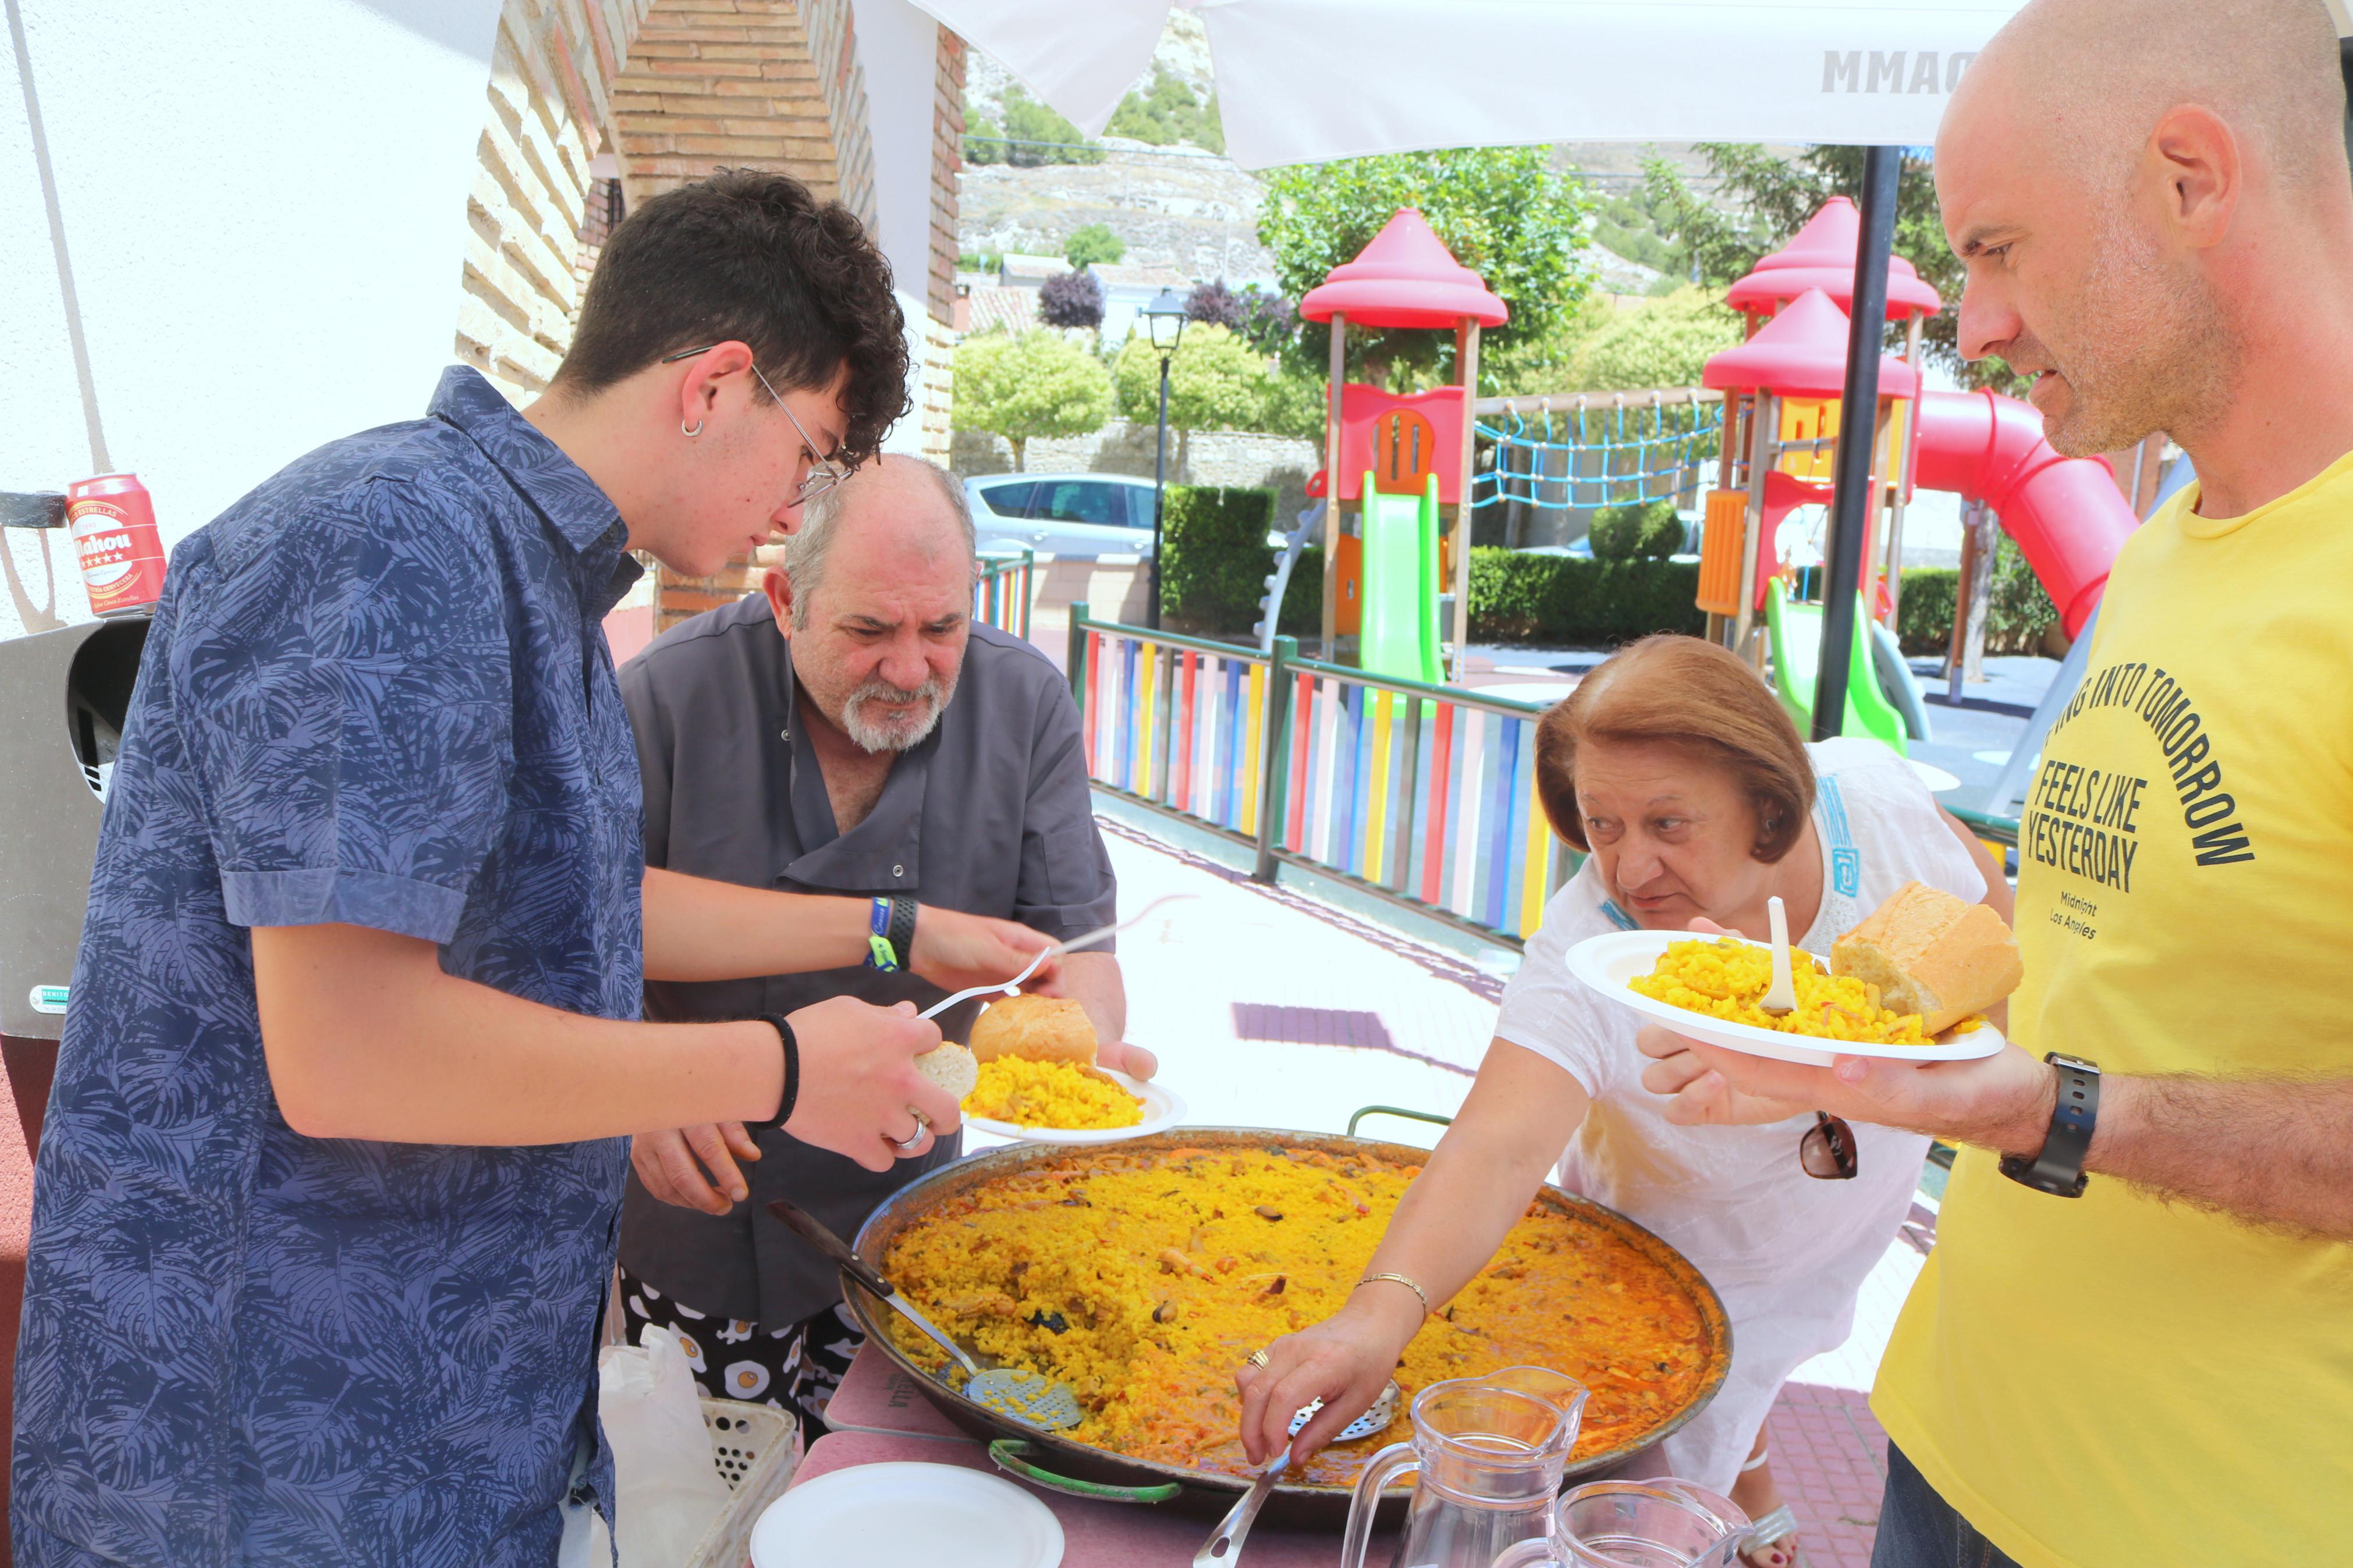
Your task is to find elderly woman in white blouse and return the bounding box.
[1235,635,2010,1568]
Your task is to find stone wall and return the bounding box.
[952,421,1323,530]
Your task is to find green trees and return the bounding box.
[952,331,1115,470]
[1570,288,1744,391]
[965,87,1101,166]
[1112,325,1272,438]
[1063,223,1126,268]
[1256,147,1595,390]
[1106,65,1224,153]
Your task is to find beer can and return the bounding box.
[66,472,167,618]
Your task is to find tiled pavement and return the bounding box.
[971,803,1929,1564]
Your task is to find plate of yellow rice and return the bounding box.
[1566,930,2007,1066]
[961,1058,1188,1145]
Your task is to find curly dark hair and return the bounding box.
[555,168,911,463]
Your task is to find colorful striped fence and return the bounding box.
[1067,604,1580,947]
[973,549,1034,638]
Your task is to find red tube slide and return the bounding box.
[1909,389,2136,637]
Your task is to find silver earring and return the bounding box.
[682,418,704,438]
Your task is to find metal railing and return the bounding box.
[973,549,1034,639]
[1067,605,1578,947]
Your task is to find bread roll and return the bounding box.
[1832,881,2023,1035]
[913,1041,978,1100]
[968,993,1096,1066]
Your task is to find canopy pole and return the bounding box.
[1321,313,1346,657]
[1812,146,1901,742]
[1451,317,1479,680]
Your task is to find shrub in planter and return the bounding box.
[1466,548,1704,644]
[1588,498,1684,560]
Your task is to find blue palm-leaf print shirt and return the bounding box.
[14,367,647,1566]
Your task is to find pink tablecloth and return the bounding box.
[796,1345,1389,1566]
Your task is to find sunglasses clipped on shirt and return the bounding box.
[661,343,851,507]
[1801,1111,1859,1180]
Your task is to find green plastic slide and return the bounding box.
[1358,471,1443,684]
[1766,579,1908,754]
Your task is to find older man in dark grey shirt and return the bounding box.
[615,454,1142,1431]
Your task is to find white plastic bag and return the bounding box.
[597,1322,732,1566]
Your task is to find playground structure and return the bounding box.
[1695,198,2141,780]
[1290,210,1506,682]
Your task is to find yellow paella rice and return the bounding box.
[877,1144,1712,1487]
[963,1057,1144,1130]
[1630,937,1932,1044]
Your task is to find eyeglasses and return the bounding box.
[1800,1112,1859,1180]
[661,343,853,507]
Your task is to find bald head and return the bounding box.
[1959,0,2344,195]
[779,454,975,629]
[1935,0,2351,458]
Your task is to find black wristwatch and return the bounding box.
[1999,1053,2100,1197]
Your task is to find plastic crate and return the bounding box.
[683,1399,798,1568]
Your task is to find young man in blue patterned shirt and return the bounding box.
[13,171,1048,1566]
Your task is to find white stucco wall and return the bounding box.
[848,0,946,461]
[2,0,502,640]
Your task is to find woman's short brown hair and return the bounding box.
[1534,635,1815,863]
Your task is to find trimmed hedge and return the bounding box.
[1467,549,1705,645]
[1159,484,1278,631]
[1894,535,2061,655]
[1588,499,1683,560]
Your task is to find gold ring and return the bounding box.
[1246,1349,1270,1370]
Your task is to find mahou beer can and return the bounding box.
[67,472,167,617]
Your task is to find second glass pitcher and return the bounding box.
[1337,1366,1591,1568]
[1490,1478,1754,1568]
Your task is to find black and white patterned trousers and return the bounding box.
[616,1264,864,1439]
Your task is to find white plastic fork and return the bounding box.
[919,892,1196,1021]
[1759,894,1799,1016]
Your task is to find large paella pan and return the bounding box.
[846,1129,1731,1527]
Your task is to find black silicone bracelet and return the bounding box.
[1999,1053,2099,1197]
[754,1012,799,1132]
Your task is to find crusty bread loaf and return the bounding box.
[1832,881,2023,1035]
[913,1041,978,1100]
[968,993,1097,1066]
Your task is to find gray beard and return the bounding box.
[840,675,950,752]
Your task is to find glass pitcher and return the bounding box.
[1337,1367,1591,1568]
[1490,1478,1752,1568]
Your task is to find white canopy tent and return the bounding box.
[911,0,2035,171]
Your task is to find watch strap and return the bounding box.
[1999,1053,2099,1197]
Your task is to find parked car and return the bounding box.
[966,473,1160,558]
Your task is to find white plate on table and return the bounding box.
[751,1462,1063,1568]
[1564,929,2008,1068]
[964,1068,1187,1146]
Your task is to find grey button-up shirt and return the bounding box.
[616,592,1117,1327]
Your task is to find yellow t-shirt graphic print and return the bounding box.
[1872,451,2353,1568]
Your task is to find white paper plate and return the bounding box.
[751,1462,1063,1568]
[1564,929,2007,1068]
[963,1068,1188,1146]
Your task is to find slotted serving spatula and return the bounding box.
[766,1194,1083,1431]
[1194,1379,1403,1565]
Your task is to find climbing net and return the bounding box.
[1471,391,1725,512]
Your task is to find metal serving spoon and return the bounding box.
[766,1195,1083,1431]
[918,892,1196,1021]
[1193,1380,1403,1566]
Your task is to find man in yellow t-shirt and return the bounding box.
[1635,2,2353,1565]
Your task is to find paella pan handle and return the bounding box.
[988,1440,1181,1505]
[766,1196,894,1299]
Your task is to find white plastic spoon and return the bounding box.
[1760,894,1799,1016]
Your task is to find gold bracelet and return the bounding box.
[1355,1272,1431,1318]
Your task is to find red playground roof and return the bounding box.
[1724,197,1943,321]
[1703,287,1919,399]
[1298,209,1509,329]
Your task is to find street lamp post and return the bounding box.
[1141,287,1189,630]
